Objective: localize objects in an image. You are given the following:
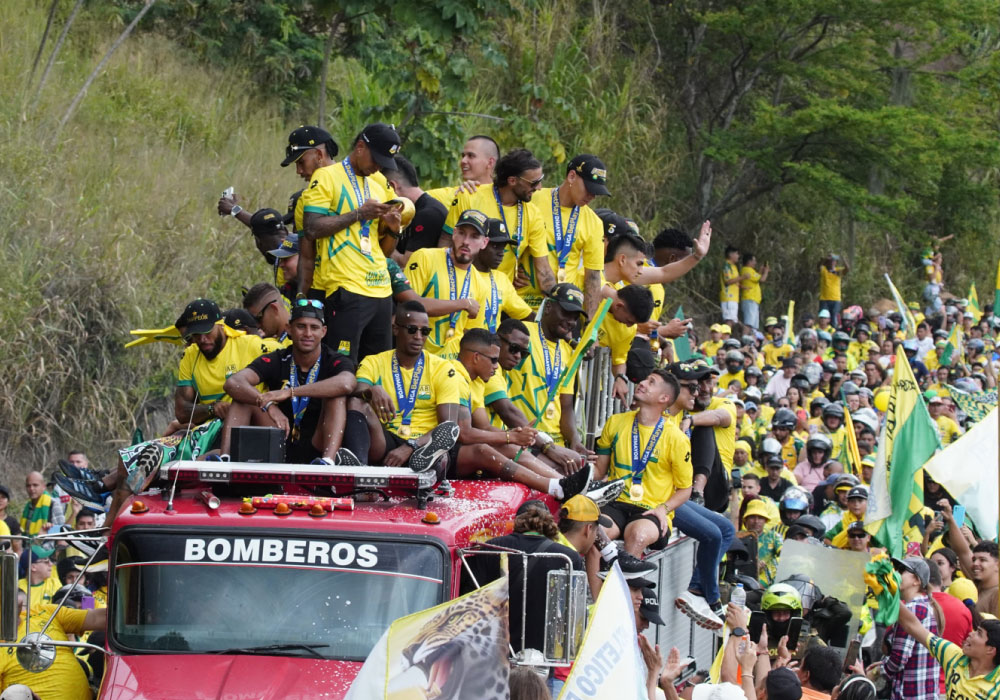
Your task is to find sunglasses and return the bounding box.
[848,532,868,539]
[678,382,699,392]
[294,298,324,310]
[517,174,544,187]
[396,324,432,336]
[477,351,500,365]
[254,299,279,323]
[500,336,530,356]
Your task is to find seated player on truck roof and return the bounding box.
[447,328,596,501]
[346,300,462,475]
[214,298,361,465]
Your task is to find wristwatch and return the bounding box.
[732,627,747,637]
[230,205,243,217]
[614,373,629,383]
[406,438,420,450]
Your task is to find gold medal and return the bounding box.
[359,237,372,255]
[446,328,456,339]
[650,340,661,352]
[629,483,644,502]
[545,404,557,420]
[557,268,567,282]
[399,424,411,438]
[290,426,300,443]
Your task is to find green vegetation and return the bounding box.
[2,0,998,472]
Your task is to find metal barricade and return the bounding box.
[575,347,635,450]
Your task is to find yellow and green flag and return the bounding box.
[885,274,917,338]
[968,283,983,322]
[672,306,693,361]
[783,300,795,346]
[864,345,941,557]
[941,324,962,366]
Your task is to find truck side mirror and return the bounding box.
[543,569,586,664]
[0,552,18,642]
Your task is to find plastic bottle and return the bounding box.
[731,582,746,608]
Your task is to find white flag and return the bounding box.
[558,563,647,700]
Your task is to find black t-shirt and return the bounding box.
[759,477,793,502]
[397,193,447,254]
[247,346,356,459]
[461,532,583,653]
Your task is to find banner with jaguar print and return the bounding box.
[345,575,510,700]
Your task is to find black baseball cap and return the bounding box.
[268,233,300,259]
[223,308,259,333]
[567,154,610,196]
[454,209,489,236]
[290,298,326,324]
[486,218,514,245]
[250,208,288,238]
[360,122,401,171]
[281,126,337,167]
[548,283,587,318]
[639,587,665,625]
[668,360,717,380]
[595,208,629,237]
[176,299,221,335]
[0,485,10,499]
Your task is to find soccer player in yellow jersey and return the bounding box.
[524,154,610,316]
[174,299,274,427]
[443,149,553,297]
[424,135,500,207]
[406,210,491,358]
[596,370,692,556]
[349,301,461,473]
[448,329,596,500]
[299,123,403,361]
[720,245,742,323]
[472,219,533,334]
[819,253,848,325]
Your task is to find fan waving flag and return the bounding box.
[941,324,962,367]
[885,274,917,338]
[968,283,983,322]
[865,345,941,557]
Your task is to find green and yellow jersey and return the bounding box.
[740,266,762,303]
[476,267,532,334]
[177,324,271,404]
[505,322,575,442]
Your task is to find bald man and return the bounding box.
[21,471,59,536]
[425,135,501,207]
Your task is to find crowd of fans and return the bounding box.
[9,122,1000,699]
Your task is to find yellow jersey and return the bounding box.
[740,266,762,303]
[405,247,489,358]
[700,339,724,358]
[819,265,842,301]
[443,184,547,286]
[18,574,62,605]
[598,314,637,366]
[762,342,793,367]
[936,415,962,445]
[718,370,746,391]
[425,184,462,209]
[0,605,92,700]
[928,635,1000,700]
[848,340,878,364]
[520,187,604,308]
[505,322,575,442]
[477,267,532,334]
[648,282,666,324]
[596,410,693,512]
[483,369,510,428]
[177,324,271,403]
[703,396,737,470]
[451,360,487,413]
[356,350,462,439]
[300,159,392,298]
[720,261,740,302]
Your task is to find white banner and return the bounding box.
[558,563,647,700]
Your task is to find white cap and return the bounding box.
[693,682,748,700]
[0,685,36,700]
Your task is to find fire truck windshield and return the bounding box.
[110,531,445,660]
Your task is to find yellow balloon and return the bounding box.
[873,390,889,413]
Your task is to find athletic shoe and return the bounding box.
[204,454,230,462]
[57,459,107,483]
[310,457,335,466]
[68,537,104,558]
[54,475,109,513]
[586,477,627,507]
[408,422,459,473]
[615,549,657,578]
[557,464,593,501]
[334,448,363,467]
[125,444,163,494]
[674,590,723,630]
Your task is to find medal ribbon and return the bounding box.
[631,415,665,487]
[289,355,322,437]
[391,352,425,432]
[342,157,372,255]
[485,271,500,332]
[551,188,580,272]
[446,249,473,332]
[493,187,523,247]
[538,325,561,415]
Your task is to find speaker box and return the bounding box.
[231,426,285,463]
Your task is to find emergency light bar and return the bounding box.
[159,461,437,492]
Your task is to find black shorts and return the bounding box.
[601,501,671,550]
[323,288,392,362]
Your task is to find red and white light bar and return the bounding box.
[158,461,437,492]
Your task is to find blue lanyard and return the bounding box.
[485,271,500,333]
[391,352,425,429]
[631,415,665,486]
[342,157,372,245]
[551,188,580,270]
[538,325,561,401]
[289,355,322,427]
[493,187,523,247]
[446,250,473,331]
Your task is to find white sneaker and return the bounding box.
[674,590,723,630]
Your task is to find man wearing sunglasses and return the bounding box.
[446,328,594,499]
[218,299,360,464]
[348,301,461,474]
[405,209,491,358]
[298,122,403,362]
[174,298,276,428]
[442,149,555,301]
[242,283,291,343]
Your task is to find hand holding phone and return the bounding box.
[221,186,234,199]
[952,504,966,528]
[843,636,861,672]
